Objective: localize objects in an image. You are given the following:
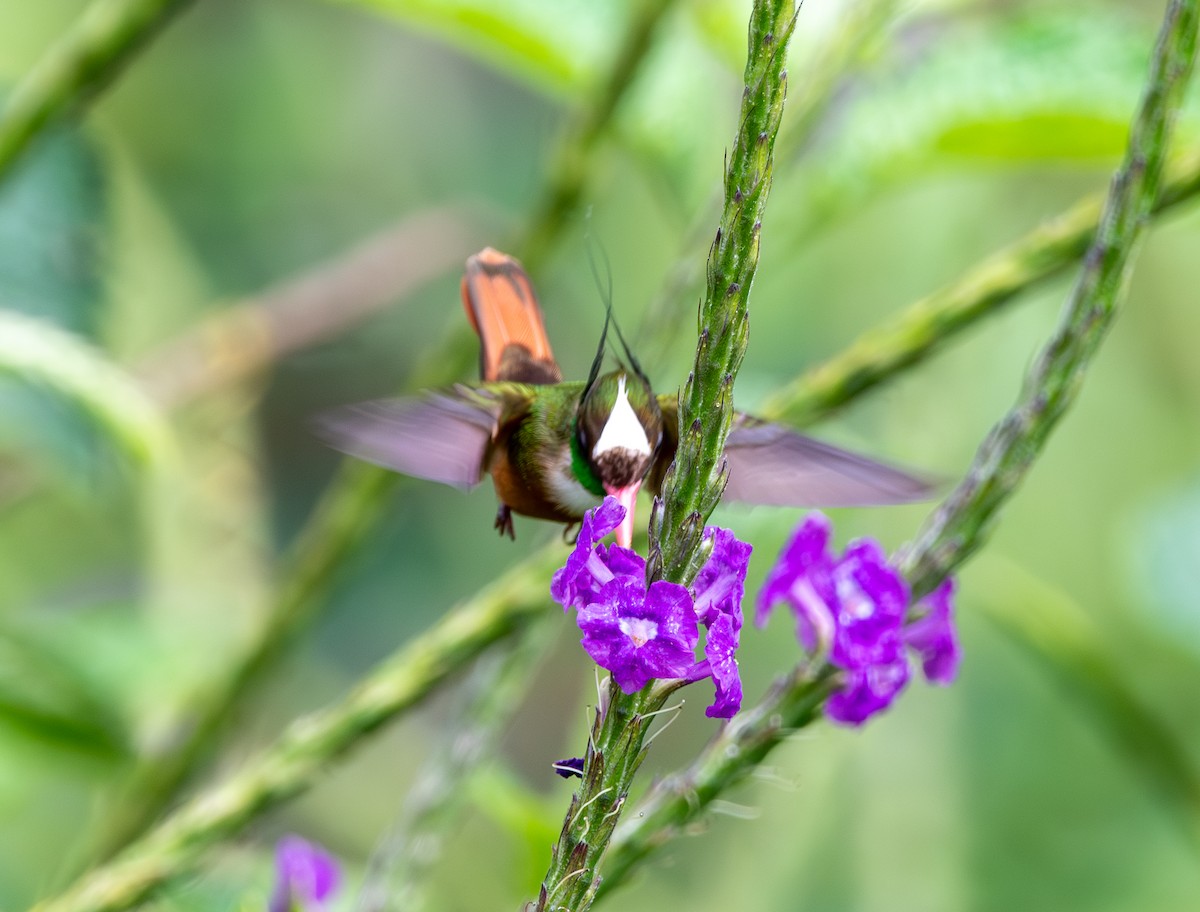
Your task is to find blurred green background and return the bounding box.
[1,0,1199,909]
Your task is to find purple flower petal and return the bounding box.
[599,541,646,580]
[587,496,626,540]
[693,527,752,629]
[269,836,340,912]
[829,540,909,670]
[551,497,631,611]
[703,612,743,719]
[756,512,840,651]
[825,638,911,726]
[904,578,961,685]
[759,513,963,728]
[756,511,834,628]
[578,578,697,693]
[553,757,585,779]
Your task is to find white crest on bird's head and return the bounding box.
[577,369,662,492]
[592,375,651,460]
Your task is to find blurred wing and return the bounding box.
[315,390,502,489]
[724,417,933,506]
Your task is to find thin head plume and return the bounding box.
[582,296,611,399]
[584,238,651,388]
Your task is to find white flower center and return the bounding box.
[619,616,658,648]
[791,578,836,647]
[592,376,651,459]
[835,572,873,620]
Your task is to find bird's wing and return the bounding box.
[651,396,931,506]
[723,416,933,506]
[315,386,513,490]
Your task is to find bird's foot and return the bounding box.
[494,504,515,540]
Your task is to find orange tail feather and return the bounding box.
[460,248,562,384]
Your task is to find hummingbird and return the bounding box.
[319,247,929,548]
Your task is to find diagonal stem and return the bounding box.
[897,0,1198,597]
[29,545,562,912]
[520,0,679,272]
[353,613,559,912]
[0,0,195,181]
[762,144,1200,427]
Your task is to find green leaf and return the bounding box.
[792,10,1200,230]
[328,0,617,95]
[0,617,130,756]
[0,124,105,338]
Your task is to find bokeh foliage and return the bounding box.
[1,1,1199,910]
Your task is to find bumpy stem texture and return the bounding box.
[532,4,798,911]
[596,0,1199,897]
[0,0,193,180]
[597,665,836,898]
[38,2,1200,907]
[647,0,797,588]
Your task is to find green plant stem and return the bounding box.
[83,0,672,865]
[637,0,902,367]
[85,459,399,862]
[30,546,562,912]
[596,664,837,899]
[354,613,559,912]
[532,4,798,911]
[0,0,194,181]
[647,1,796,587]
[593,0,1200,897]
[520,0,678,272]
[899,0,1198,597]
[135,205,481,408]
[761,142,1200,427]
[77,1,1200,879]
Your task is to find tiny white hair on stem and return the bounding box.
[642,701,686,747]
[752,767,800,791]
[570,786,615,828]
[708,799,762,820]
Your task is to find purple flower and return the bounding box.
[578,577,698,693]
[758,511,961,727]
[828,540,909,671]
[904,578,960,685]
[551,497,752,719]
[551,498,642,611]
[825,636,911,726]
[553,757,585,779]
[756,512,837,650]
[694,527,752,628]
[269,836,340,912]
[702,612,743,719]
